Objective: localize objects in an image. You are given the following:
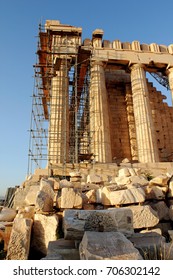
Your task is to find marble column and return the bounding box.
[125,83,138,161]
[130,63,159,162]
[167,67,173,106]
[48,58,69,164]
[90,61,112,162]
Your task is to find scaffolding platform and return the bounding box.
[28,22,91,175]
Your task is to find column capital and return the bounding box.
[54,56,71,72]
[91,60,105,68]
[129,63,145,71]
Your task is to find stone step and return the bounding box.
[42,239,80,260]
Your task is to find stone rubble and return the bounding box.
[41,239,79,260]
[79,231,143,260]
[0,207,16,222]
[31,213,59,256]
[1,164,173,260]
[128,232,166,260]
[63,208,133,240]
[101,186,145,205]
[6,218,33,260]
[124,205,159,229]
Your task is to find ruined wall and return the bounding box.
[148,82,173,161]
[105,70,132,161]
[104,68,173,163]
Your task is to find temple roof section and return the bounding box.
[45,20,82,35]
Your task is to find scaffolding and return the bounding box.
[28,23,91,175]
[150,72,170,90]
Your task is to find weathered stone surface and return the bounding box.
[60,188,82,209]
[160,242,173,260]
[40,178,55,198]
[83,204,95,210]
[112,175,148,187]
[13,187,29,209]
[140,228,162,235]
[87,174,102,184]
[6,218,33,260]
[85,189,97,203]
[107,208,133,234]
[35,191,53,212]
[149,174,169,187]
[128,168,136,176]
[129,232,166,260]
[31,213,59,255]
[24,174,41,187]
[169,205,173,221]
[69,171,81,177]
[125,205,159,229]
[34,168,48,176]
[79,231,142,260]
[48,178,60,190]
[121,158,130,163]
[24,185,40,205]
[101,186,145,205]
[16,206,35,219]
[70,177,81,182]
[84,189,102,204]
[0,207,16,222]
[144,185,167,200]
[103,184,126,191]
[34,178,55,212]
[63,208,133,240]
[118,168,131,177]
[113,176,131,185]
[13,184,41,209]
[59,179,73,188]
[81,182,100,191]
[101,174,109,182]
[72,182,81,188]
[130,175,149,187]
[42,239,80,260]
[149,201,170,221]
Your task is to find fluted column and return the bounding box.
[130,63,159,162]
[90,61,112,162]
[49,59,69,164]
[167,67,173,106]
[125,83,138,161]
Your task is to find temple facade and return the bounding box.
[36,20,173,166]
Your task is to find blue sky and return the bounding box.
[0,0,173,196]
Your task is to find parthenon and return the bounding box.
[3,20,173,261]
[28,20,173,173]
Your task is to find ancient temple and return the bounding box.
[29,20,173,173]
